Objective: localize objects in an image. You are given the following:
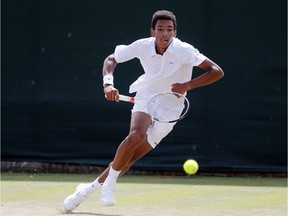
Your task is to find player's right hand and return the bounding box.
[104,85,119,102]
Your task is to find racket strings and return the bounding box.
[147,93,186,122]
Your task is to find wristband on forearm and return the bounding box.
[103,74,114,87]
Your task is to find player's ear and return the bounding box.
[174,30,177,37]
[150,28,155,37]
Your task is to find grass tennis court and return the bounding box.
[1,172,287,216]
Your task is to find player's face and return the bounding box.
[150,20,177,55]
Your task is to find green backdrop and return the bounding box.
[2,0,287,172]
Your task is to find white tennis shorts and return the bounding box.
[131,93,177,149]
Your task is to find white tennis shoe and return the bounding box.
[63,183,89,212]
[100,182,116,206]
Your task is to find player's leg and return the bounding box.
[100,111,152,206]
[63,111,152,211]
[95,139,153,184]
[90,138,153,184]
[120,139,153,173]
[111,112,152,170]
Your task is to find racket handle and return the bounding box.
[119,95,135,103]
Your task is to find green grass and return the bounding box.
[1,172,287,216]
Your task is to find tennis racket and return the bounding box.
[119,92,190,123]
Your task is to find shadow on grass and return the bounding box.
[62,212,123,216]
[58,208,123,216]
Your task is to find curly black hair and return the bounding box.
[151,10,177,30]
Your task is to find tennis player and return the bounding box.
[63,10,224,212]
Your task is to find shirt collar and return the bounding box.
[149,37,175,57]
[166,38,175,54]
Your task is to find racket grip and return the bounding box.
[119,95,134,103]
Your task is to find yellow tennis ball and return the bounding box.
[183,159,199,175]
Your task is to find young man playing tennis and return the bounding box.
[63,10,224,212]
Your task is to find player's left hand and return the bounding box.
[171,83,187,95]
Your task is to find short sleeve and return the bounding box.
[187,47,206,66]
[176,40,206,66]
[114,40,141,63]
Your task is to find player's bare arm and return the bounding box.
[171,58,224,94]
[102,54,119,101]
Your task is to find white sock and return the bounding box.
[109,167,121,178]
[92,177,103,187]
[105,167,121,185]
[83,177,102,195]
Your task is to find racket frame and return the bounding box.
[118,92,190,123]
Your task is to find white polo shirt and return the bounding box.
[114,37,206,95]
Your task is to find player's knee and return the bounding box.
[127,130,146,145]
